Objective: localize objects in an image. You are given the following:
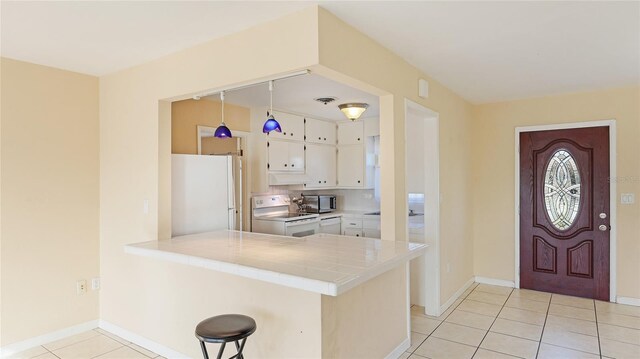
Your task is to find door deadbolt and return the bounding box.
[598,224,608,231]
[599,213,607,219]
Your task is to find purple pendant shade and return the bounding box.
[262,113,282,133]
[214,123,232,138]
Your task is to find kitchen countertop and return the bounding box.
[125,230,425,296]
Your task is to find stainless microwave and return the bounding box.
[304,195,337,213]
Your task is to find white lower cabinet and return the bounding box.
[342,216,380,239]
[343,228,363,237]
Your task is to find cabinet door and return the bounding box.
[362,229,381,239]
[289,142,305,172]
[324,145,337,187]
[305,144,336,188]
[267,140,290,171]
[304,144,324,187]
[338,121,364,145]
[343,228,363,237]
[306,118,336,145]
[269,111,304,141]
[337,145,364,187]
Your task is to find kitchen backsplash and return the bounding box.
[293,189,379,211]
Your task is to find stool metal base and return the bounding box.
[199,337,247,359]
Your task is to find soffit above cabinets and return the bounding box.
[203,74,379,122]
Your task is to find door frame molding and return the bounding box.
[404,99,441,315]
[514,119,617,301]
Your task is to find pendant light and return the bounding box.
[262,80,282,133]
[214,91,232,138]
[338,103,369,121]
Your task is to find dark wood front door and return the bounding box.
[520,126,610,301]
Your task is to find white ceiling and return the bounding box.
[204,74,379,122]
[2,1,638,104]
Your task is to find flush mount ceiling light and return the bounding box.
[338,103,369,121]
[214,91,232,138]
[262,80,282,134]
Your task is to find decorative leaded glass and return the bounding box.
[544,150,581,230]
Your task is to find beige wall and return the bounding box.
[0,58,99,345]
[171,99,250,154]
[316,8,475,304]
[99,7,321,356]
[322,266,407,358]
[472,86,640,298]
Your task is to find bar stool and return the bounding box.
[195,314,257,359]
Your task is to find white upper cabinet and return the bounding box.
[267,111,304,141]
[267,139,304,172]
[337,121,364,145]
[305,144,336,188]
[337,145,364,187]
[305,118,336,145]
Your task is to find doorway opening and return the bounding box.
[405,99,440,315]
[515,120,617,301]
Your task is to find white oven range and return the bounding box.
[251,195,320,237]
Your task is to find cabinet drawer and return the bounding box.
[362,219,381,230]
[342,218,362,229]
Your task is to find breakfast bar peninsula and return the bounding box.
[125,230,426,358]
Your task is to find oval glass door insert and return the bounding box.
[544,149,581,230]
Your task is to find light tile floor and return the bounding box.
[405,283,640,359]
[6,284,640,359]
[7,329,163,359]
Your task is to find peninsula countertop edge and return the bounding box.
[124,230,427,296]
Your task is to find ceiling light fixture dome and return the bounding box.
[339,103,369,121]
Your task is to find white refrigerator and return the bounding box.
[171,154,236,237]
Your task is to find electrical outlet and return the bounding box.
[91,277,100,290]
[621,193,635,204]
[77,280,87,295]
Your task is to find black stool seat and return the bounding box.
[195,314,256,359]
[196,314,256,343]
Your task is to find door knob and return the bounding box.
[599,213,607,219]
[598,224,608,231]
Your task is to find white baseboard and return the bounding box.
[617,296,640,307]
[474,276,515,288]
[0,320,99,358]
[99,320,188,359]
[439,277,475,315]
[385,337,410,359]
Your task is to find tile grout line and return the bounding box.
[470,286,515,359]
[408,282,478,356]
[594,299,603,358]
[534,293,552,359]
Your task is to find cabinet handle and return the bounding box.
[324,181,326,183]
[324,137,327,140]
[291,164,295,167]
[357,137,361,141]
[284,164,288,167]
[356,234,360,237]
[357,180,361,183]
[284,132,287,135]
[290,133,294,136]
[318,137,322,140]
[319,181,322,184]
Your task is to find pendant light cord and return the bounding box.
[269,80,274,115]
[220,91,225,125]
